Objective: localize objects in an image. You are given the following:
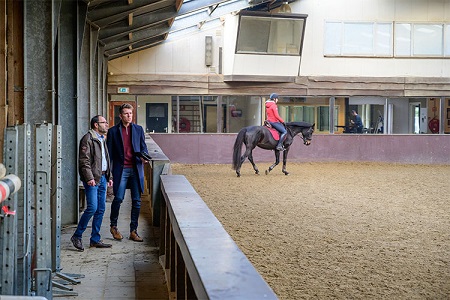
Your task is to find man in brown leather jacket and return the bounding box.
[71,115,113,251]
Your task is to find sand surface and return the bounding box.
[172,162,450,300]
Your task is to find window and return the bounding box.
[395,23,444,56]
[325,22,392,56]
[236,12,307,55]
[224,96,262,133]
[326,21,450,57]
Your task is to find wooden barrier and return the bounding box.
[144,136,170,226]
[160,174,278,300]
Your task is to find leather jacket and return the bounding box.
[79,129,112,184]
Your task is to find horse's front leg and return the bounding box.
[282,149,289,175]
[265,150,281,175]
[247,152,259,175]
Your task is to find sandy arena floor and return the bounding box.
[171,162,450,300]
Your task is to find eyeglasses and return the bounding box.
[97,121,108,124]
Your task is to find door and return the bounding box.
[146,103,168,133]
[109,101,137,126]
[409,102,421,134]
[204,105,217,133]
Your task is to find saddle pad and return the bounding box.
[267,126,280,140]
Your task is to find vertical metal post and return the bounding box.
[16,123,33,295]
[329,97,335,134]
[51,125,62,272]
[34,123,53,300]
[1,127,19,295]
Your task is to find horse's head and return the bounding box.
[300,123,315,146]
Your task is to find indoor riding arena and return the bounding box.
[171,162,449,300]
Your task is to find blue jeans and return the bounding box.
[110,167,141,232]
[73,175,107,244]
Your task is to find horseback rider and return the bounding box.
[265,93,287,151]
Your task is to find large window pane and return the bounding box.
[375,23,392,55]
[413,24,443,56]
[324,22,342,55]
[236,17,271,53]
[172,96,202,133]
[325,22,392,56]
[268,18,304,54]
[236,14,306,55]
[343,23,373,55]
[395,23,411,56]
[225,96,262,133]
[446,25,450,56]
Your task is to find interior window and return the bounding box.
[236,13,306,55]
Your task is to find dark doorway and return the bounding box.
[146,103,168,133]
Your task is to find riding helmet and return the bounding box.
[270,93,279,99]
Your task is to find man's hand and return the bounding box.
[87,179,96,186]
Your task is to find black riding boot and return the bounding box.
[276,132,286,151]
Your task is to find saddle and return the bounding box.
[264,120,280,140]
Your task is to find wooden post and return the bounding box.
[7,0,24,127]
[0,1,6,161]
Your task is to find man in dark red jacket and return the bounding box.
[107,103,149,242]
[265,93,287,151]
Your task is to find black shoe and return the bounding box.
[90,240,112,248]
[276,146,284,151]
[71,236,84,252]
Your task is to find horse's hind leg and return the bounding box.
[247,152,259,175]
[281,149,289,175]
[236,149,250,177]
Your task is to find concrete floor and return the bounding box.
[57,191,170,300]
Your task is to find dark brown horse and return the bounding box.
[232,122,314,177]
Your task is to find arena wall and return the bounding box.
[149,134,450,165]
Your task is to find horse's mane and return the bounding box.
[287,121,312,128]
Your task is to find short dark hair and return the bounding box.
[119,103,133,114]
[90,115,101,129]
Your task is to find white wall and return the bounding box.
[109,26,221,75]
[295,0,450,77]
[109,0,450,78]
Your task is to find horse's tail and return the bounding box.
[232,128,246,170]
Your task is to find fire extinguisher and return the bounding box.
[428,117,439,133]
[428,99,439,133]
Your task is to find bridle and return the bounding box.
[300,127,313,145]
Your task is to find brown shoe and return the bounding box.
[71,236,84,252]
[90,240,112,248]
[110,226,123,240]
[129,230,143,242]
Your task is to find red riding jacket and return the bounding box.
[265,100,284,123]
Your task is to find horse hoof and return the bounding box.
[284,172,289,176]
